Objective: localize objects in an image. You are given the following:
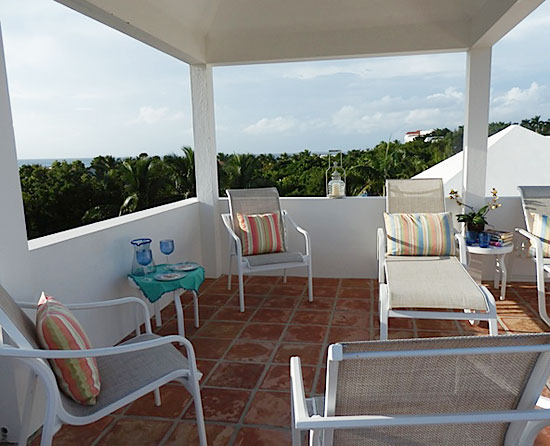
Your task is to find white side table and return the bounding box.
[466,244,513,300]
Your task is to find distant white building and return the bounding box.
[404,129,435,143]
[414,125,550,196]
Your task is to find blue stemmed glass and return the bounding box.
[136,249,153,281]
[160,239,175,265]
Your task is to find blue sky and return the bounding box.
[1,0,549,159]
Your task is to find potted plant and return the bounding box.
[449,188,502,233]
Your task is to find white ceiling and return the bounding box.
[56,0,544,65]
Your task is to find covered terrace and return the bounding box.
[0,0,548,444]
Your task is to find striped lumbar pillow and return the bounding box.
[236,212,285,256]
[36,292,101,405]
[530,213,550,257]
[384,212,455,256]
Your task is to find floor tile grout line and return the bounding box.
[227,278,308,445]
[181,275,288,445]
[311,278,343,397]
[158,274,253,446]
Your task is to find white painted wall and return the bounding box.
[217,196,536,281]
[26,199,202,348]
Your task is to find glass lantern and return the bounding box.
[326,150,346,198]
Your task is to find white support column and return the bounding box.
[190,64,222,277]
[0,24,35,443]
[462,46,492,208]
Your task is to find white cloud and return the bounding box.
[490,82,549,122]
[132,106,185,124]
[244,116,297,134]
[427,87,464,104]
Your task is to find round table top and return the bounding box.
[466,244,514,255]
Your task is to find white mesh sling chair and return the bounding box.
[291,334,550,446]
[517,186,550,326]
[377,179,497,340]
[0,284,207,446]
[222,187,313,312]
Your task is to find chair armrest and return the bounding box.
[516,228,545,260]
[0,334,194,360]
[290,356,309,427]
[222,213,243,257]
[454,233,467,267]
[17,296,152,335]
[283,211,311,256]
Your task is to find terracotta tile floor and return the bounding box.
[29,277,550,445]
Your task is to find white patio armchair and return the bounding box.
[291,334,550,446]
[377,179,497,340]
[0,284,206,446]
[517,186,550,326]
[222,187,313,312]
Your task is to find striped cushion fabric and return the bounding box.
[384,212,455,256]
[237,212,285,256]
[36,292,101,405]
[530,213,550,257]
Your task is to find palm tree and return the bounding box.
[163,147,196,199]
[119,154,164,214]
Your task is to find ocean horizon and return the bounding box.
[18,158,94,167]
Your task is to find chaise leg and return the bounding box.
[488,318,498,336]
[536,261,550,326]
[283,269,287,283]
[379,284,389,341]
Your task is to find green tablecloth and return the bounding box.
[129,263,204,303]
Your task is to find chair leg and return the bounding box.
[193,291,200,328]
[18,372,37,446]
[307,262,313,302]
[227,253,233,290]
[192,379,208,446]
[40,415,61,446]
[283,269,287,283]
[517,420,550,446]
[238,269,245,312]
[154,388,161,406]
[379,284,389,341]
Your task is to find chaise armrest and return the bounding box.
[17,296,153,334]
[455,233,467,267]
[283,211,311,256]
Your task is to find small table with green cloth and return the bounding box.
[129,263,205,337]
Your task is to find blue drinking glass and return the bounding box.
[160,239,175,265]
[466,231,478,246]
[478,232,491,248]
[136,249,153,280]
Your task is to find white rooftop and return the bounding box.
[415,124,550,196]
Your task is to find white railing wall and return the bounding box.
[218,195,535,281]
[26,198,202,348]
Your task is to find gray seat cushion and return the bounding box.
[59,334,200,418]
[244,251,305,267]
[385,256,487,311]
